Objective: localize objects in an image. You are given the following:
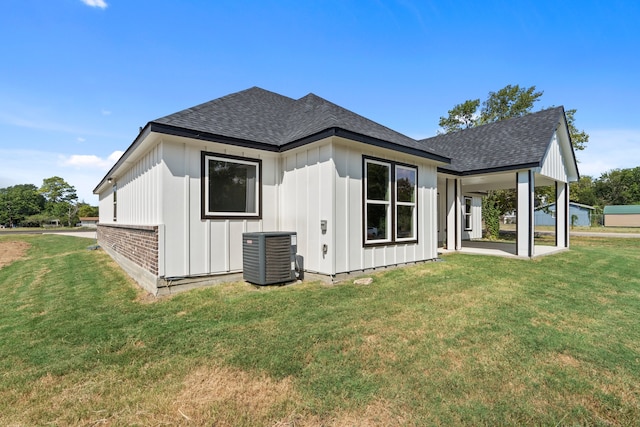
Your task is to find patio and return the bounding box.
[440,240,567,258]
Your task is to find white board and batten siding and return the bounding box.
[101,135,281,280]
[331,138,439,275]
[279,140,334,276]
[159,137,280,279]
[280,138,440,277]
[98,143,163,225]
[539,132,569,183]
[101,133,441,280]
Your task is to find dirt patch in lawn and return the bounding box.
[173,365,300,425]
[172,365,410,426]
[0,241,30,269]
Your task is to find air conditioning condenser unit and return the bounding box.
[242,232,298,285]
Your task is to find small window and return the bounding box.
[112,183,117,222]
[364,157,417,245]
[464,197,472,231]
[202,152,261,219]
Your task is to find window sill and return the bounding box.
[364,239,418,247]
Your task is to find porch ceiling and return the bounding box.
[459,171,557,193]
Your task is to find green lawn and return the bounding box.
[1,234,639,426]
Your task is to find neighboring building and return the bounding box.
[535,202,594,227]
[604,205,640,227]
[78,217,99,228]
[94,87,579,295]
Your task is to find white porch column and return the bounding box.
[516,171,534,257]
[446,178,462,250]
[556,182,569,248]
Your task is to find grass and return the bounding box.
[1,234,639,425]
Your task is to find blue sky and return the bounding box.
[1,0,639,204]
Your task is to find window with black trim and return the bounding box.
[202,152,261,219]
[364,157,417,245]
[464,197,472,231]
[112,183,117,222]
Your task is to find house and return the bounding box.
[78,216,99,228]
[604,205,640,227]
[93,87,579,295]
[535,202,594,227]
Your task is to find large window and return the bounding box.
[364,157,417,245]
[202,152,261,219]
[396,165,417,239]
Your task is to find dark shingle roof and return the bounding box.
[419,107,567,174]
[152,87,446,161]
[94,89,578,194]
[153,87,296,145]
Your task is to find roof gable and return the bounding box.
[419,107,571,175]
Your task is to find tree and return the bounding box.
[438,84,543,133]
[570,176,598,206]
[78,202,99,218]
[0,184,46,226]
[479,84,544,124]
[594,167,640,206]
[438,99,480,134]
[39,176,78,226]
[565,109,589,152]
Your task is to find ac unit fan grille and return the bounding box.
[265,236,293,282]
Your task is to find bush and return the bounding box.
[483,197,501,239]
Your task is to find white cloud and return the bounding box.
[101,109,112,116]
[77,137,86,143]
[81,0,108,9]
[59,151,123,170]
[107,150,124,162]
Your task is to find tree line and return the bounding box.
[571,168,640,208]
[0,177,98,228]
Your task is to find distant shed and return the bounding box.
[603,205,640,227]
[535,202,594,227]
[79,217,99,228]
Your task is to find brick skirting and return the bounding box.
[97,224,159,276]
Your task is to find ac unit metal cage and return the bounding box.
[242,232,297,285]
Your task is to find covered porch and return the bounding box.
[422,106,580,259]
[437,168,572,258]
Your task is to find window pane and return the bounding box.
[367,162,389,201]
[209,160,257,213]
[397,205,415,239]
[396,167,416,203]
[367,204,388,240]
